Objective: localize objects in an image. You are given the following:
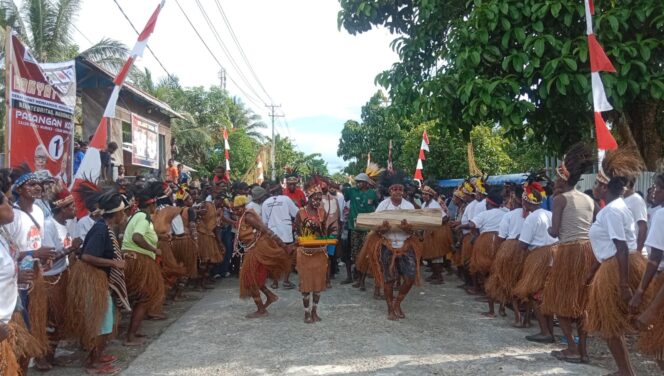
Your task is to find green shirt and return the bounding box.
[343,187,378,230]
[122,211,158,259]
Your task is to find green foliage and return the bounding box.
[272,135,329,179]
[338,0,664,166]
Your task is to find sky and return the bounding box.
[70,0,399,172]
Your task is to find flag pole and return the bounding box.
[4,27,13,168]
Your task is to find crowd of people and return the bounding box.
[1,141,663,375]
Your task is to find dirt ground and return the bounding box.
[31,272,660,375]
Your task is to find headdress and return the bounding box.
[486,187,504,207]
[379,169,407,190]
[453,186,464,199]
[597,146,645,185]
[75,181,125,215]
[557,143,595,184]
[522,182,546,205]
[474,177,487,195]
[50,187,74,209]
[304,174,325,198]
[284,166,300,184]
[461,179,475,195]
[422,185,437,196]
[175,185,190,201]
[138,181,165,207]
[233,195,249,207]
[10,164,39,193]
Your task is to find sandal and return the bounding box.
[86,363,120,375]
[282,281,295,289]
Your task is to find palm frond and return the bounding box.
[0,0,29,43]
[44,0,80,60]
[79,37,128,64]
[24,0,52,60]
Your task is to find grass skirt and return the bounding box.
[638,272,664,359]
[197,232,224,264]
[470,232,501,275]
[368,237,422,289]
[586,253,647,339]
[172,236,199,278]
[0,336,19,376]
[64,262,110,350]
[514,244,556,300]
[485,239,524,303]
[296,247,328,293]
[28,266,49,351]
[541,240,594,317]
[461,234,473,265]
[421,224,453,260]
[239,235,292,298]
[158,240,187,289]
[355,231,381,274]
[44,269,69,340]
[124,252,166,314]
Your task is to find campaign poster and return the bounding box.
[131,113,159,169]
[6,32,76,184]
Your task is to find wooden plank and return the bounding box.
[355,209,443,231]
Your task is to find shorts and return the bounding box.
[380,245,417,282]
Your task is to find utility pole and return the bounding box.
[218,68,226,90]
[266,104,283,181]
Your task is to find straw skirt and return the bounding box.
[514,244,557,300]
[638,272,664,360]
[296,247,328,293]
[124,252,166,314]
[586,252,647,339]
[541,240,594,317]
[485,239,524,303]
[470,232,501,275]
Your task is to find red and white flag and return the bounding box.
[583,0,618,152]
[223,127,231,179]
[387,140,394,172]
[414,130,429,181]
[72,1,166,217]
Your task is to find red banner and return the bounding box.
[6,32,76,183]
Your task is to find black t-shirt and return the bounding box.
[100,151,111,168]
[81,220,115,275]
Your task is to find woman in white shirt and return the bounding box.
[514,182,558,343]
[420,185,452,285]
[630,173,664,370]
[486,185,526,326]
[586,148,647,376]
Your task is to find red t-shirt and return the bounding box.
[284,188,306,208]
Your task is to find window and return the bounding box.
[122,121,131,144]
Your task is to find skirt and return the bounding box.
[239,236,292,298]
[355,231,381,274]
[421,224,453,260]
[296,247,328,293]
[197,232,224,264]
[470,232,501,275]
[586,253,647,339]
[28,266,49,351]
[514,244,557,300]
[64,262,111,350]
[158,240,187,289]
[461,233,473,265]
[638,272,664,359]
[541,240,595,317]
[172,236,199,278]
[44,269,70,340]
[485,239,524,303]
[0,336,19,376]
[124,252,166,314]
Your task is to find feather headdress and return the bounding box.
[597,146,644,184]
[365,162,385,180]
[557,142,595,184]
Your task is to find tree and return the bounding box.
[226,97,268,143]
[338,0,664,169]
[337,91,407,175]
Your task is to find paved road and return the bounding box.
[121,273,613,376]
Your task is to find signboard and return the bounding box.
[6,32,76,183]
[131,113,159,169]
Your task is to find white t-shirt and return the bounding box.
[0,235,17,324]
[624,193,648,251]
[7,204,45,254]
[499,208,526,240]
[171,214,185,236]
[461,200,477,235]
[645,208,664,271]
[247,201,262,217]
[471,207,508,233]
[648,205,661,223]
[520,209,558,250]
[262,195,299,243]
[75,215,95,242]
[42,217,73,276]
[589,198,638,263]
[335,192,345,223]
[376,198,415,248]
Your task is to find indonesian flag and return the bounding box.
[223,127,231,178]
[584,0,618,152]
[387,140,394,172]
[414,130,429,181]
[71,1,166,218]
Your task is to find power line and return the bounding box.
[71,24,94,45]
[213,0,274,103]
[111,0,175,81]
[193,0,268,106]
[173,0,265,110]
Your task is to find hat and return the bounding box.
[306,185,323,198]
[461,180,475,195]
[354,173,372,184]
[474,178,487,195]
[233,195,249,207]
[251,186,268,201]
[284,166,300,184]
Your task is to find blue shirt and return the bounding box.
[73,150,85,175]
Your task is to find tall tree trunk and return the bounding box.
[625,100,663,171]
